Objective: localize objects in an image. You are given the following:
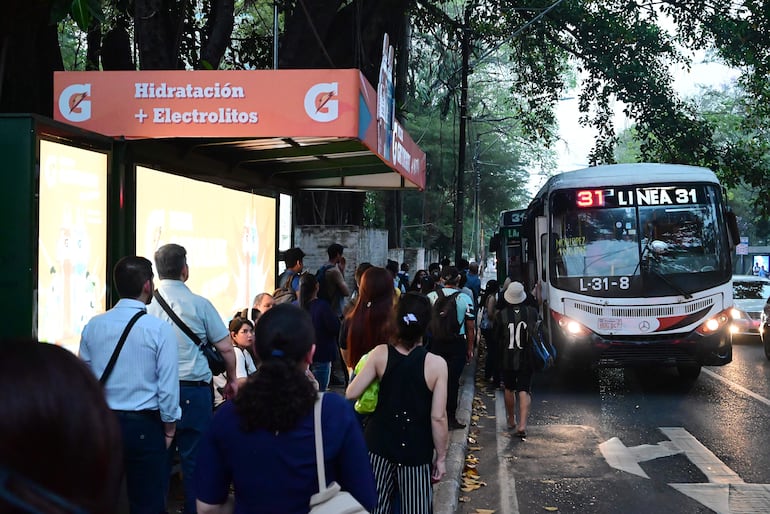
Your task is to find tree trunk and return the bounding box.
[86,20,101,71]
[200,0,235,69]
[102,19,135,70]
[134,0,181,69]
[280,0,414,227]
[0,18,62,116]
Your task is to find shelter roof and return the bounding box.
[53,69,425,192]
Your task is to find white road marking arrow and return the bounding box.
[600,427,770,514]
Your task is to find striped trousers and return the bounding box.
[369,452,433,514]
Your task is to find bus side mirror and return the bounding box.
[726,211,740,248]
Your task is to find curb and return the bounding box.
[434,353,477,514]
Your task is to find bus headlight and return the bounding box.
[552,311,591,337]
[696,309,731,335]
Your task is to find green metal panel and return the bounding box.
[0,117,36,338]
[108,141,134,308]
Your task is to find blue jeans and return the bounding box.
[172,384,213,514]
[115,410,168,514]
[311,361,332,392]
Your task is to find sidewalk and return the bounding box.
[434,353,477,514]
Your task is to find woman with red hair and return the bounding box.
[341,266,396,371]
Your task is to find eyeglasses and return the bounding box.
[0,466,88,514]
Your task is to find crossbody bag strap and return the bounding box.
[153,289,202,347]
[99,310,146,385]
[313,393,326,493]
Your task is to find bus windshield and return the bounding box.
[549,184,731,297]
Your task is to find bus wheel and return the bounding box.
[677,365,701,380]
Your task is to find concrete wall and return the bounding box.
[295,225,435,292]
[295,225,389,292]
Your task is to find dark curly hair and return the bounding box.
[234,304,317,433]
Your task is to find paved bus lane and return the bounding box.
[457,342,770,514]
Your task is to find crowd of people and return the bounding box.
[1,241,545,514]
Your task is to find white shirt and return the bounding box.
[80,298,181,422]
[213,346,256,407]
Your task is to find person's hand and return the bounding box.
[164,423,176,449]
[431,456,447,483]
[222,378,239,400]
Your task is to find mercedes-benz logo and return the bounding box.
[639,320,651,332]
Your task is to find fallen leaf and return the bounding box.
[459,496,470,503]
[461,484,481,492]
[543,507,558,512]
[468,445,482,451]
[475,510,496,514]
[471,415,480,421]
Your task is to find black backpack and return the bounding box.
[430,289,462,342]
[316,264,335,302]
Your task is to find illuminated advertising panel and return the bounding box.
[38,140,108,353]
[136,167,276,321]
[277,193,293,275]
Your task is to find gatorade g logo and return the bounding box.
[304,82,338,122]
[59,84,92,122]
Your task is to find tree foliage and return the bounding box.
[6,0,770,245]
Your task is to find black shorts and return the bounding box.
[501,369,532,393]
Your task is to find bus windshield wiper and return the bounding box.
[647,265,693,299]
[633,238,693,299]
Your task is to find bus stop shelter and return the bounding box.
[53,69,426,192]
[1,69,426,344]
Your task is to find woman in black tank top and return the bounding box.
[346,293,449,514]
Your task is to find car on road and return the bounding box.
[732,275,770,343]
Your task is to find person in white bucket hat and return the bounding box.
[495,281,539,439]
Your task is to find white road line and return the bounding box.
[658,427,743,484]
[496,390,518,514]
[702,368,770,408]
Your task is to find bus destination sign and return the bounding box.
[575,187,700,208]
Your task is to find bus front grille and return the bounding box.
[568,297,714,319]
[596,345,698,367]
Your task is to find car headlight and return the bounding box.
[730,308,748,320]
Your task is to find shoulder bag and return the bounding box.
[308,394,369,514]
[153,289,227,376]
[99,310,146,385]
[352,352,379,415]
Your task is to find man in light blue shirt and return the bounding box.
[148,243,237,514]
[80,256,181,514]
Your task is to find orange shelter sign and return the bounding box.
[53,69,426,190]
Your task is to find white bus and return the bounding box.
[524,163,739,378]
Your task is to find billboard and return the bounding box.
[136,167,276,321]
[38,140,108,353]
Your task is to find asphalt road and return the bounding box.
[456,337,770,514]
